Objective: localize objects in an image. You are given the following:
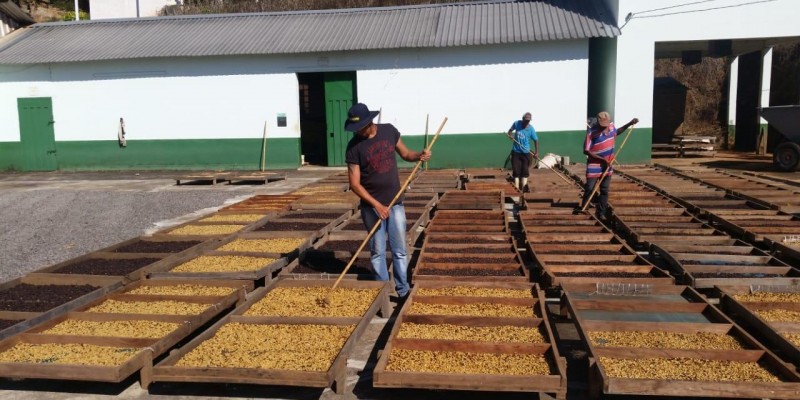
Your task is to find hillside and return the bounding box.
[654,41,799,147]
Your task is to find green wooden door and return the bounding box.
[18,97,57,171]
[324,72,357,166]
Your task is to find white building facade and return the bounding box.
[1,0,798,171]
[90,0,178,19]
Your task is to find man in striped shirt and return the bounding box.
[580,111,638,220]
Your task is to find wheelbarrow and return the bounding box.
[760,105,800,171]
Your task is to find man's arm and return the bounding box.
[507,121,516,136]
[530,130,539,158]
[617,118,640,135]
[396,138,431,163]
[348,163,389,219]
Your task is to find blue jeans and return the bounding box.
[361,203,409,297]
[582,175,612,218]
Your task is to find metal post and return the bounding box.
[74,0,79,20]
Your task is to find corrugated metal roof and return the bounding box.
[0,0,619,65]
[0,1,35,26]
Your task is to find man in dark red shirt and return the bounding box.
[345,103,430,299]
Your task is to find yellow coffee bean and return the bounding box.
[171,255,276,273]
[85,300,209,315]
[589,331,745,350]
[0,343,139,366]
[398,323,544,343]
[175,323,354,371]
[41,320,180,338]
[385,349,552,375]
[243,287,379,318]
[599,357,781,382]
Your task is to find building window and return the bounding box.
[299,84,310,115]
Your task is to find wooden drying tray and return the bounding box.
[0,278,246,387]
[149,278,390,394]
[0,274,122,342]
[563,285,800,399]
[373,281,566,398]
[651,242,800,289]
[716,285,800,365]
[175,172,232,185]
[227,172,286,185]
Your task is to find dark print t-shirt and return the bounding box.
[345,124,402,207]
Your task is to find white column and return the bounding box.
[727,56,738,128]
[760,47,773,124]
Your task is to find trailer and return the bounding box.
[761,105,800,171]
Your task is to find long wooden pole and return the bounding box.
[580,125,636,211]
[260,121,268,172]
[424,114,429,171]
[504,133,573,186]
[321,117,448,304]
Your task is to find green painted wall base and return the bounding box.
[399,129,652,169]
[0,130,653,171]
[0,138,301,171]
[0,142,23,171]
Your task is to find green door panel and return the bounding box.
[324,72,357,166]
[17,97,57,171]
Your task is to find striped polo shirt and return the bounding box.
[585,123,617,178]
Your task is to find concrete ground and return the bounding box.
[0,169,334,282]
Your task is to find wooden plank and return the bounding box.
[228,172,286,185]
[176,173,232,186]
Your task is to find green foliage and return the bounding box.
[62,9,89,21]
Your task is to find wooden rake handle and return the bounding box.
[504,132,573,186]
[580,124,636,212]
[328,117,448,293]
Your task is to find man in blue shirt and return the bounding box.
[507,112,539,192]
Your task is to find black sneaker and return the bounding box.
[523,184,530,193]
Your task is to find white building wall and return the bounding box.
[90,0,178,19]
[0,40,587,143]
[614,0,800,126]
[358,41,588,135]
[0,13,19,37]
[0,57,300,142]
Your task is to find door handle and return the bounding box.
[330,132,334,138]
[48,121,55,125]
[47,150,57,154]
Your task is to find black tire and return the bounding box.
[773,142,800,172]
